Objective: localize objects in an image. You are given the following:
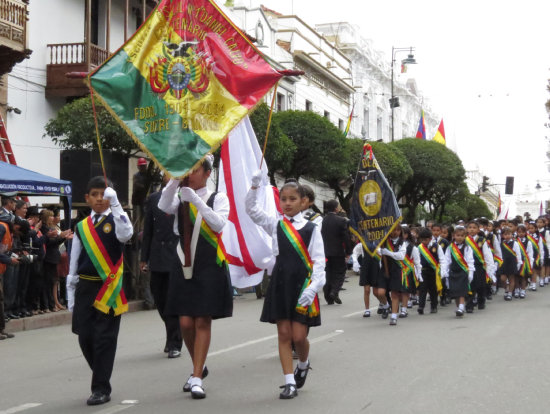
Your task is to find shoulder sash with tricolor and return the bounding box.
[279,218,319,318]
[527,234,541,266]
[451,243,469,274]
[486,238,503,268]
[77,216,128,315]
[189,203,227,266]
[418,243,442,294]
[516,238,532,276]
[387,239,413,288]
[465,236,491,283]
[502,241,516,258]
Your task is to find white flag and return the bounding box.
[219,117,278,288]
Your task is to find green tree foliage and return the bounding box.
[391,138,466,223]
[249,103,296,184]
[43,96,137,155]
[368,141,413,188]
[442,184,493,222]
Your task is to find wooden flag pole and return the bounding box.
[259,81,279,169]
[89,87,109,187]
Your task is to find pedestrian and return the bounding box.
[356,241,380,318]
[465,220,495,312]
[441,226,474,317]
[66,176,133,406]
[246,172,325,399]
[301,184,322,227]
[417,227,444,315]
[0,207,18,339]
[320,199,350,305]
[500,227,522,301]
[515,224,533,299]
[527,221,542,290]
[140,174,182,359]
[158,155,233,400]
[535,217,549,286]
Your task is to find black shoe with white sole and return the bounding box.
[191,384,206,399]
[183,366,209,392]
[294,362,311,389]
[279,384,298,399]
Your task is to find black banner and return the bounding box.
[349,143,402,256]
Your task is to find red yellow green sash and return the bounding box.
[502,242,516,257]
[386,240,414,288]
[517,238,532,276]
[189,203,227,266]
[451,243,469,274]
[418,243,442,294]
[279,218,319,317]
[486,239,503,268]
[77,216,128,315]
[403,254,417,287]
[466,236,491,283]
[527,234,540,266]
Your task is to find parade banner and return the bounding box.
[349,143,402,257]
[88,0,282,178]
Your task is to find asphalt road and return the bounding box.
[2,273,550,414]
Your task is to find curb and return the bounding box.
[5,301,146,333]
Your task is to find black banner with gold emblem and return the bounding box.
[349,143,402,256]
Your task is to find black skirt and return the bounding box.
[448,271,469,298]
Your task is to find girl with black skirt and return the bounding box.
[246,172,325,400]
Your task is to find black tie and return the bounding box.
[93,214,101,225]
[289,218,294,223]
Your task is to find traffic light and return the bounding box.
[481,176,489,192]
[505,176,514,195]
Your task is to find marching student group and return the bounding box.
[5,156,545,406]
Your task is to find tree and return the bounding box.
[249,103,296,184]
[442,184,493,222]
[368,141,413,188]
[391,138,466,224]
[43,96,138,155]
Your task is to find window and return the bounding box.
[324,111,330,120]
[277,93,285,112]
[339,119,344,131]
[305,100,312,111]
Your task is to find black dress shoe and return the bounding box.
[279,384,298,399]
[168,349,181,359]
[87,392,111,406]
[164,346,169,353]
[294,362,311,389]
[8,313,19,320]
[191,384,206,399]
[1,331,14,338]
[334,296,342,305]
[183,366,208,392]
[430,308,438,314]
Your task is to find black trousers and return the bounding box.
[466,270,487,310]
[324,256,347,301]
[150,271,182,351]
[73,279,121,395]
[418,269,438,310]
[15,262,31,313]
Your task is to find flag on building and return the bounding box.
[344,105,354,137]
[349,143,402,256]
[497,192,502,216]
[415,110,426,140]
[219,116,278,288]
[88,0,282,178]
[540,201,544,217]
[432,119,446,145]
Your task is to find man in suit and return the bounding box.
[140,177,182,358]
[321,200,351,304]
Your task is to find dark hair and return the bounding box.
[402,226,415,243]
[432,223,442,230]
[302,184,315,202]
[325,199,339,213]
[502,227,513,236]
[517,224,527,233]
[467,220,479,227]
[201,156,213,172]
[16,219,30,235]
[419,227,432,240]
[454,226,466,235]
[1,196,14,206]
[26,206,40,218]
[86,176,113,194]
[280,179,306,198]
[15,200,27,210]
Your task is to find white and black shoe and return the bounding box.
[363,310,371,318]
[399,309,408,318]
[389,317,397,326]
[294,362,311,389]
[456,309,464,317]
[183,366,208,392]
[279,384,298,399]
[191,384,206,399]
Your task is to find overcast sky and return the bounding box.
[248,0,550,201]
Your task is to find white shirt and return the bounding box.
[441,243,475,281]
[245,187,325,294]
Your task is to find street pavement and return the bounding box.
[2,273,550,414]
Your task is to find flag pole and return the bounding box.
[259,81,279,169]
[89,86,108,186]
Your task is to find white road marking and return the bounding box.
[208,334,279,357]
[0,404,42,414]
[93,404,136,414]
[342,306,379,318]
[256,330,344,360]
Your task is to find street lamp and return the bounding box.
[390,46,416,142]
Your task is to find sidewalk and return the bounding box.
[5,300,146,333]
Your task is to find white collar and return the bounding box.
[285,212,304,223]
[195,187,208,197]
[89,208,111,218]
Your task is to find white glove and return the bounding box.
[178,186,200,203]
[468,272,474,283]
[298,287,316,307]
[66,274,78,312]
[251,169,264,188]
[491,275,497,283]
[166,178,181,189]
[376,248,383,256]
[416,273,423,283]
[380,248,389,255]
[103,187,119,206]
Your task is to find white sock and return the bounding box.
[459,304,465,311]
[189,376,202,387]
[391,313,397,319]
[297,359,309,370]
[285,373,296,385]
[383,303,390,309]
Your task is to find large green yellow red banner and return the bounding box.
[89,0,282,178]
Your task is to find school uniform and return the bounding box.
[418,241,445,311]
[528,232,543,271]
[538,227,550,267]
[158,183,233,320]
[245,190,325,327]
[516,236,534,279]
[380,237,411,293]
[67,208,133,398]
[465,235,495,311]
[359,245,382,288]
[441,243,475,299]
[500,240,522,276]
[303,208,323,227]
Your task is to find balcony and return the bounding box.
[46,42,109,98]
[0,0,31,75]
